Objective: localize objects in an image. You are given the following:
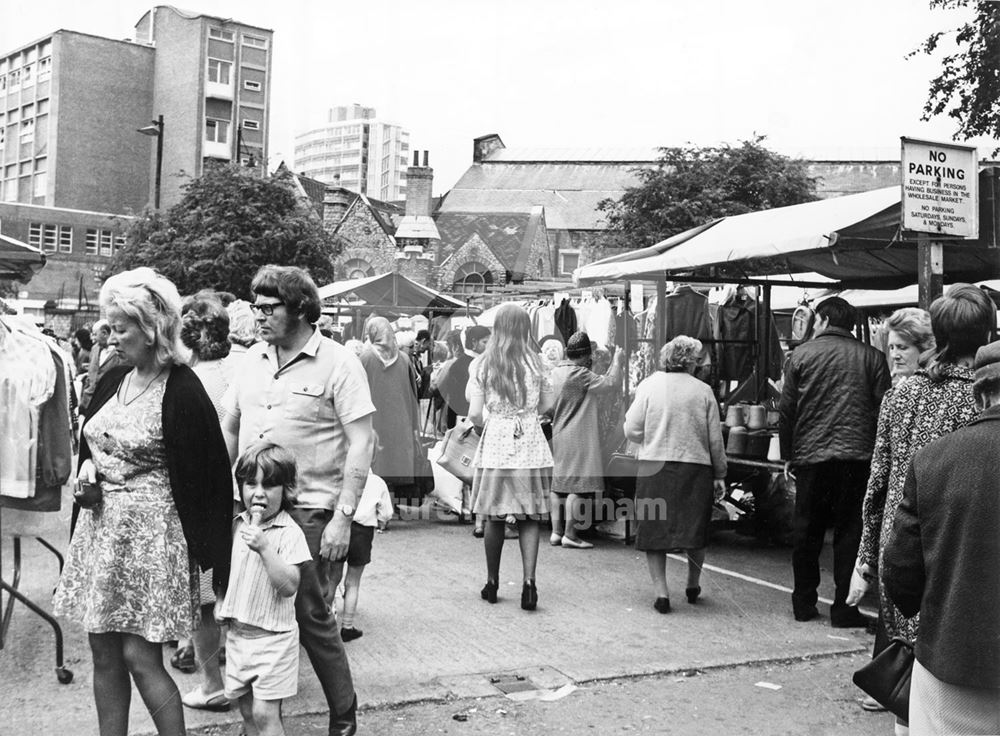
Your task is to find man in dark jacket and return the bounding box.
[779,296,891,626]
[882,341,1000,732]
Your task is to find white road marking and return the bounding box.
[667,553,878,618]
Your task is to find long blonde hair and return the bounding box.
[478,304,542,407]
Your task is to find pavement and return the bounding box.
[0,499,882,735]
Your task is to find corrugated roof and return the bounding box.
[439,162,648,230]
[484,147,660,163]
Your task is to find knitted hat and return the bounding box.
[565,331,592,360]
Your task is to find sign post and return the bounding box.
[901,137,978,308]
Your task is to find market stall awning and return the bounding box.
[574,185,1000,289]
[317,272,478,315]
[0,233,45,282]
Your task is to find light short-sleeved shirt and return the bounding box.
[215,510,313,633]
[223,329,376,510]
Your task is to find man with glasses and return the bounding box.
[222,265,374,736]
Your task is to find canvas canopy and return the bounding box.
[0,233,45,282]
[317,271,477,315]
[575,185,1000,289]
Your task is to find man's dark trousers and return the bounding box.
[791,460,868,621]
[291,507,356,718]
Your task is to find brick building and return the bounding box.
[1,6,272,312]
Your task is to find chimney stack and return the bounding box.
[404,150,434,218]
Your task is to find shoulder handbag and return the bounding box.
[852,636,914,721]
[436,417,481,485]
[605,439,638,499]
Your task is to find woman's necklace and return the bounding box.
[120,367,167,407]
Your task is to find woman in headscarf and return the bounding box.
[359,317,421,508]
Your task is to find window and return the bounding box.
[559,249,580,276]
[452,262,494,296]
[99,229,113,256]
[0,126,4,147]
[21,63,32,88]
[20,119,34,144]
[243,79,261,91]
[205,118,229,144]
[209,27,234,41]
[242,34,267,49]
[115,234,126,251]
[32,170,46,198]
[8,69,19,92]
[37,57,50,82]
[343,259,375,280]
[58,225,71,253]
[0,75,6,93]
[85,229,98,254]
[28,222,41,248]
[42,224,57,252]
[207,58,231,85]
[242,119,259,130]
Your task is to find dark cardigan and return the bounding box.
[81,364,233,591]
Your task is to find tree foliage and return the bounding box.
[910,1,1000,143]
[108,165,339,296]
[597,136,818,249]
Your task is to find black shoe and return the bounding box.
[340,626,363,642]
[794,606,819,622]
[481,579,498,604]
[831,609,869,628]
[654,596,671,614]
[521,580,538,611]
[329,694,358,736]
[473,526,485,538]
[686,586,701,604]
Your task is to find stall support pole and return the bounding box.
[918,234,943,309]
[655,277,667,351]
[757,284,772,401]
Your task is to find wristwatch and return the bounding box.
[336,503,355,519]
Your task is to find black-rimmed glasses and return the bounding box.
[250,301,285,316]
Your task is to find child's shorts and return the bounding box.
[343,521,375,566]
[224,621,299,701]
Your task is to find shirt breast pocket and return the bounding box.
[285,383,325,422]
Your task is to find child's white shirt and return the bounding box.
[354,472,393,527]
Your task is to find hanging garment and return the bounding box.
[534,304,556,342]
[0,319,57,499]
[554,299,578,343]
[716,294,785,381]
[585,297,615,349]
[2,349,72,511]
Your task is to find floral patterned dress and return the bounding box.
[857,365,978,642]
[53,379,198,641]
[469,364,553,518]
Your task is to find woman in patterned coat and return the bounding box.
[849,285,994,722]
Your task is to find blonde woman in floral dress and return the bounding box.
[468,304,554,610]
[53,268,233,736]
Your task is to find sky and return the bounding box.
[2,0,993,195]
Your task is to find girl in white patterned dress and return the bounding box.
[468,304,554,611]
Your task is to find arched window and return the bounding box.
[452,261,493,295]
[343,258,375,280]
[537,258,545,276]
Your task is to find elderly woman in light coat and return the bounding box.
[624,336,727,614]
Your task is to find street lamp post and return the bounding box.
[137,115,164,209]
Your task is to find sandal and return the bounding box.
[181,686,231,711]
[170,645,196,673]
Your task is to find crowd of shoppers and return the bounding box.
[47,271,1000,735]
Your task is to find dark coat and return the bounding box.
[81,364,234,591]
[883,405,1000,689]
[778,327,891,465]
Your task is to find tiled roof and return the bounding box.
[294,173,328,214]
[439,162,650,230]
[435,212,533,270]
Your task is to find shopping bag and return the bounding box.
[436,418,480,485]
